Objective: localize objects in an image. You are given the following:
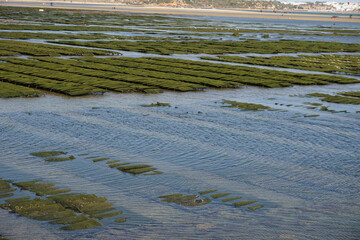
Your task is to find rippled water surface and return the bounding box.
[1,83,360,239]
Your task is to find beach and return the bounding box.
[2,0,360,22]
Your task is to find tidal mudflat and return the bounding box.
[0,5,360,240]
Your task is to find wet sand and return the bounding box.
[3,0,360,23]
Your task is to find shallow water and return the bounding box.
[1,6,360,239]
[1,83,360,239]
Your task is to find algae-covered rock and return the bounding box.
[50,214,89,225]
[233,200,258,207]
[222,100,271,111]
[92,158,110,162]
[0,193,14,199]
[198,190,217,195]
[48,193,112,214]
[210,193,231,199]
[13,181,70,196]
[45,155,75,162]
[160,194,211,207]
[60,218,102,231]
[30,151,67,157]
[91,210,123,220]
[248,205,264,210]
[115,218,126,223]
[222,197,242,202]
[141,102,171,107]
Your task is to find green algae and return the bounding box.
[198,190,217,195]
[13,181,70,196]
[203,55,360,75]
[210,193,231,199]
[304,114,320,118]
[144,171,164,175]
[222,100,271,111]
[307,93,360,105]
[248,205,264,210]
[125,167,157,175]
[233,201,258,207]
[92,158,110,163]
[0,193,14,199]
[45,156,75,162]
[50,214,89,225]
[0,81,41,98]
[340,91,360,98]
[91,210,123,220]
[60,218,102,231]
[115,218,127,223]
[108,163,130,168]
[222,197,242,202]
[117,164,159,175]
[160,194,211,207]
[141,102,171,107]
[85,156,100,159]
[30,151,67,157]
[106,160,120,164]
[5,196,30,204]
[48,193,112,214]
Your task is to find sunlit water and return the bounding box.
[1,83,360,240]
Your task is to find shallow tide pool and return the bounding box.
[0,83,359,239]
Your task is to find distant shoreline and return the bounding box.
[2,1,359,23]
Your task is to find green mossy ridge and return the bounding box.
[108,163,130,168]
[1,56,357,98]
[116,164,161,175]
[0,193,14,199]
[210,193,231,199]
[60,218,102,231]
[50,214,89,225]
[48,193,112,214]
[0,188,16,194]
[13,181,70,196]
[222,197,242,202]
[92,158,110,162]
[55,40,360,55]
[199,190,217,195]
[141,102,171,107]
[222,100,271,111]
[307,93,360,105]
[303,102,322,106]
[91,210,123,220]
[0,81,41,98]
[115,218,127,223]
[85,156,100,159]
[233,201,258,207]
[0,180,15,195]
[106,160,120,164]
[144,171,164,175]
[0,68,106,96]
[248,205,264,210]
[30,151,67,157]
[202,55,360,75]
[1,197,74,220]
[340,91,360,98]
[159,194,211,207]
[45,155,76,162]
[5,196,30,204]
[0,40,115,57]
[304,114,320,117]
